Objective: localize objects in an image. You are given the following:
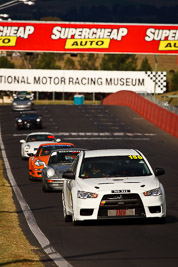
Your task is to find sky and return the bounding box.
[0,0,178,23]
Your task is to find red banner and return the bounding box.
[0,21,178,54]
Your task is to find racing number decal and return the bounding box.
[129,155,143,159]
[0,36,17,46]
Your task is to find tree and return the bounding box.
[0,56,15,68]
[78,54,98,70]
[170,71,178,91]
[64,57,76,70]
[139,57,152,71]
[100,54,137,70]
[40,16,62,21]
[31,53,61,69]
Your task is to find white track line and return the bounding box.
[0,126,72,267]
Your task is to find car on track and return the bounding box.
[20,132,61,159]
[41,148,86,192]
[13,91,34,100]
[15,111,43,130]
[12,95,34,111]
[62,149,166,224]
[29,142,75,180]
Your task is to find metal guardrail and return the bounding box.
[141,94,178,115]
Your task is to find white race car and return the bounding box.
[20,132,61,159]
[62,149,166,224]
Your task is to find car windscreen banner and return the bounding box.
[0,68,166,94]
[0,21,178,54]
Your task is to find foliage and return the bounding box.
[64,57,76,70]
[40,16,62,21]
[78,54,98,70]
[170,71,178,91]
[139,57,152,71]
[31,53,61,69]
[0,57,15,68]
[100,54,137,70]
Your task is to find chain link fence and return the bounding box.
[141,94,178,115]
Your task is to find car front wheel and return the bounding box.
[62,192,71,222]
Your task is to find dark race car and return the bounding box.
[15,111,43,130]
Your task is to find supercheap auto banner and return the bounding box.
[0,69,166,93]
[0,21,178,54]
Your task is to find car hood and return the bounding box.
[21,116,37,120]
[78,175,160,193]
[50,164,72,177]
[54,164,71,171]
[13,100,30,104]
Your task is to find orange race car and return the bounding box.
[29,142,74,180]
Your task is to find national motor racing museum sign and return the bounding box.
[0,69,166,94]
[0,21,178,54]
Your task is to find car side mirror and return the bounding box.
[62,171,75,180]
[20,140,25,143]
[155,168,165,176]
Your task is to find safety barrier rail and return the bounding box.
[102,91,178,138]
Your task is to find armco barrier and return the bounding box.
[102,90,178,138]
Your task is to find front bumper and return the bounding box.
[12,105,32,111]
[45,178,65,191]
[23,148,38,158]
[31,169,43,180]
[17,122,42,129]
[73,193,166,221]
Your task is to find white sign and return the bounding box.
[0,69,166,93]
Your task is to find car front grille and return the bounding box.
[98,193,145,218]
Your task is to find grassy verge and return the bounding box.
[33,100,101,105]
[0,158,44,267]
[156,90,178,106]
[0,100,101,106]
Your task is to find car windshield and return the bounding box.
[17,91,31,96]
[15,96,29,101]
[48,151,79,165]
[27,134,56,142]
[41,145,74,156]
[79,156,152,179]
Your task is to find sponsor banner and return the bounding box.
[0,69,166,93]
[0,21,178,54]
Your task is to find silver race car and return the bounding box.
[41,148,86,192]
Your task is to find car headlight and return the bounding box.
[77,190,98,199]
[143,187,162,196]
[27,102,31,105]
[47,168,55,178]
[13,102,17,106]
[35,160,44,167]
[18,119,22,123]
[25,144,30,149]
[36,118,41,122]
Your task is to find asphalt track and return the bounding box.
[0,104,178,267]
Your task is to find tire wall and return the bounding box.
[102,90,178,138]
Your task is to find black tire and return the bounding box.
[71,199,79,225]
[157,217,166,224]
[42,184,48,192]
[62,192,72,222]
[15,124,20,130]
